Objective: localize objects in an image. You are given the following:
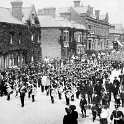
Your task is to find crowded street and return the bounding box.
[0,1,124,124]
[0,56,124,124]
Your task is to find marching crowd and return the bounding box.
[0,55,124,124]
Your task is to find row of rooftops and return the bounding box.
[0,4,86,30]
[38,0,109,22]
[38,15,86,30]
[0,0,123,34]
[0,0,108,25]
[0,7,23,25]
[0,1,87,30]
[0,6,33,25]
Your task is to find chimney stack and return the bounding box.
[95,10,100,20]
[11,0,23,21]
[105,12,109,22]
[38,7,56,18]
[73,0,81,7]
[87,5,93,16]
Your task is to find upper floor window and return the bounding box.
[88,40,91,50]
[10,32,14,44]
[19,40,21,44]
[88,25,91,30]
[31,34,34,41]
[74,32,82,43]
[10,35,13,44]
[78,34,81,42]
[37,34,41,43]
[63,30,69,41]
[19,32,21,44]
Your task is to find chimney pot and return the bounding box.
[105,12,109,22]
[38,7,56,17]
[73,0,81,7]
[95,10,100,20]
[87,5,93,16]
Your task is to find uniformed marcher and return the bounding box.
[50,87,56,104]
[58,85,63,100]
[91,104,98,122]
[65,89,71,105]
[110,103,124,124]
[80,97,87,118]
[31,84,37,102]
[6,82,12,101]
[19,84,26,107]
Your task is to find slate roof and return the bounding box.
[58,5,107,21]
[38,15,86,30]
[38,15,59,28]
[0,7,23,25]
[70,20,86,30]
[0,4,34,25]
[57,7,71,15]
[38,15,72,28]
[55,17,73,28]
[9,6,33,24]
[73,6,88,14]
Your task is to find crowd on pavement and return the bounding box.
[0,54,124,124]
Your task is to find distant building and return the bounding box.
[38,7,87,59]
[109,24,124,51]
[57,0,111,54]
[0,0,41,69]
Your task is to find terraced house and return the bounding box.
[38,7,87,59]
[0,0,41,69]
[58,0,111,54]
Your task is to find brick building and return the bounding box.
[0,0,41,69]
[38,8,87,59]
[57,0,110,54]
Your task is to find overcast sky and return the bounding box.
[1,0,124,25]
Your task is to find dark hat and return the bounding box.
[114,103,119,108]
[69,105,76,110]
[65,107,71,114]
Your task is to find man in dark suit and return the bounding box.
[19,84,26,107]
[69,105,78,124]
[110,104,124,124]
[63,107,71,124]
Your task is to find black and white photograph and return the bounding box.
[0,0,124,124]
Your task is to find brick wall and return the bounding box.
[41,28,61,59]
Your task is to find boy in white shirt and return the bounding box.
[100,105,109,124]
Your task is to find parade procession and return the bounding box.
[0,0,124,124]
